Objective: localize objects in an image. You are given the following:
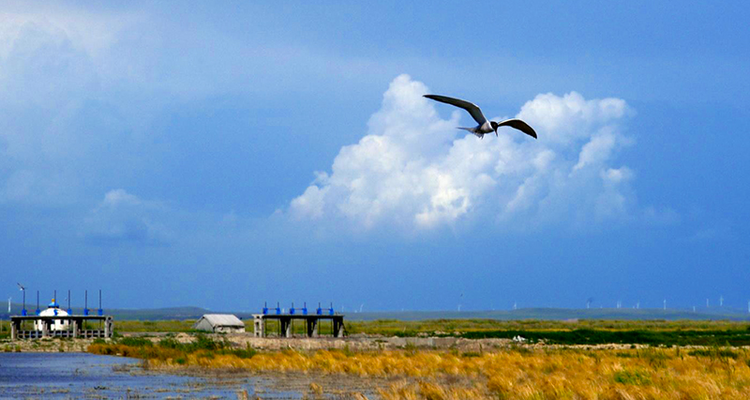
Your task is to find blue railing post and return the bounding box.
[97,289,103,316]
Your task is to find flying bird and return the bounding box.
[424,94,537,140]
[17,283,25,291]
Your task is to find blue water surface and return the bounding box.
[0,352,301,399]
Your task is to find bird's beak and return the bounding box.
[494,129,498,137]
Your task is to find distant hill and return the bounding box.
[3,303,750,321]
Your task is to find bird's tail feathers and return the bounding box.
[457,127,483,138]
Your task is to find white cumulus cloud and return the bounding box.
[289,74,635,232]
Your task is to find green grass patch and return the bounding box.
[460,328,750,346]
[688,347,739,360]
[614,369,652,385]
[88,333,256,362]
[118,337,154,347]
[114,320,195,333]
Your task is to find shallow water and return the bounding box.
[0,352,307,399]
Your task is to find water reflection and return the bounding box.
[0,352,302,399]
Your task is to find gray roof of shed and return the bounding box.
[197,314,244,327]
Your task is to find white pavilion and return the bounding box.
[34,299,70,331]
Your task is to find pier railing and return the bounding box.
[10,315,114,340]
[252,314,345,338]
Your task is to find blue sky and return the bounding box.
[1,1,748,312]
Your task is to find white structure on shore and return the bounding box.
[193,314,245,333]
[34,299,69,331]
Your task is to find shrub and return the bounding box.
[158,337,182,349]
[225,346,257,359]
[118,337,153,347]
[688,347,739,360]
[613,369,652,386]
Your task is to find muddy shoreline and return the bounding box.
[2,333,515,353]
[1,332,670,354]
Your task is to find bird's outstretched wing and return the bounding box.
[497,119,537,139]
[424,94,487,125]
[17,283,25,291]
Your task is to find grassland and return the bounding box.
[114,319,196,332]
[10,318,750,398]
[345,318,750,336]
[89,334,750,399]
[111,318,750,347]
[109,318,750,337]
[103,318,750,348]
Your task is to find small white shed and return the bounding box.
[193,314,245,333]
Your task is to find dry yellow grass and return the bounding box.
[370,347,750,399]
[90,342,750,399]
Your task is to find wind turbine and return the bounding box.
[359,304,364,313]
[17,283,26,315]
[720,295,724,307]
[663,299,667,310]
[7,297,11,313]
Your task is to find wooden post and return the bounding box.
[72,319,78,338]
[11,320,17,340]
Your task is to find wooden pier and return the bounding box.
[252,314,345,338]
[10,315,114,339]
